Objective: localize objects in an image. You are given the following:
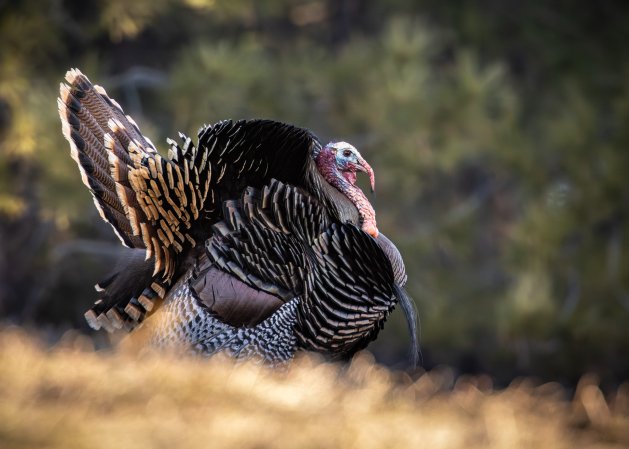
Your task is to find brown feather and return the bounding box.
[191,254,284,327]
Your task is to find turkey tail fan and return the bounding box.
[84,248,155,331]
[85,273,167,332]
[58,69,181,330]
[58,69,167,330]
[58,68,156,249]
[58,69,215,331]
[59,69,213,283]
[394,283,421,368]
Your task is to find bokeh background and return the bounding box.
[1,0,628,392]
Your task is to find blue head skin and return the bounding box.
[324,141,375,192]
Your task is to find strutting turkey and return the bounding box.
[58,69,418,365]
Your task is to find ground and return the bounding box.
[0,328,627,449]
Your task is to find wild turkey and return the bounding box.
[58,69,418,365]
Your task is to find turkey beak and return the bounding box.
[356,156,375,193]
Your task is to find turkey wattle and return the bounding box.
[58,68,418,365]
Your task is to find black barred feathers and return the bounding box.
[301,223,394,354]
[205,180,398,357]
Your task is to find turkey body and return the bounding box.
[58,69,417,365]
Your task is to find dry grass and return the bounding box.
[0,328,627,449]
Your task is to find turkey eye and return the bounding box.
[343,149,352,157]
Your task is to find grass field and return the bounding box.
[0,328,627,449]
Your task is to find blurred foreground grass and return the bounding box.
[0,328,627,449]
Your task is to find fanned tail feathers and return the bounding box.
[58,69,151,249]
[58,69,211,331]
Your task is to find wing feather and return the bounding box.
[203,180,397,356]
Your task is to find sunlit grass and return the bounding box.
[0,327,627,449]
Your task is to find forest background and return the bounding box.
[1,0,628,389]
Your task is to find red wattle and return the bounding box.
[342,171,357,185]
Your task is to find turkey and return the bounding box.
[58,68,418,365]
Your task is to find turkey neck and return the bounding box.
[333,175,377,237]
[305,159,359,225]
[312,155,377,237]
